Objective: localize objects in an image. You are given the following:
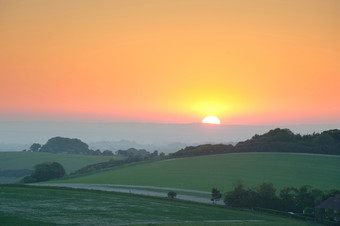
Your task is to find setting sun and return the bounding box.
[202,116,221,125]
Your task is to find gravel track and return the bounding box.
[35,183,224,205]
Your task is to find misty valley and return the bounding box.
[1,128,340,225]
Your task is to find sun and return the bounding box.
[202,116,221,125]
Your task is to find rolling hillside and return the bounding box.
[0,152,120,183]
[55,152,340,192]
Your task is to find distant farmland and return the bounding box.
[0,152,119,183]
[55,152,340,192]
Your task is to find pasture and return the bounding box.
[0,185,312,226]
[0,152,119,183]
[54,152,340,192]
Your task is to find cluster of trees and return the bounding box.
[70,148,167,176]
[223,181,340,214]
[21,162,65,183]
[70,154,160,176]
[23,137,165,158]
[235,128,340,155]
[20,137,168,177]
[23,137,94,155]
[24,137,112,155]
[171,144,234,157]
[116,148,164,158]
[172,129,340,158]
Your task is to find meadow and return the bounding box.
[54,152,340,192]
[0,185,314,226]
[0,152,119,183]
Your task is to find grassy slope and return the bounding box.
[56,152,340,192]
[0,152,120,183]
[0,185,312,226]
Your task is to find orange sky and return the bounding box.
[1,0,339,124]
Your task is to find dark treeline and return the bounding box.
[70,151,165,176]
[70,157,151,176]
[117,148,164,158]
[23,137,164,157]
[223,181,340,216]
[24,137,99,155]
[21,137,165,177]
[172,128,340,157]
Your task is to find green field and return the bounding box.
[55,152,340,192]
[0,152,120,183]
[0,185,314,226]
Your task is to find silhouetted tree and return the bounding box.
[39,137,90,154]
[279,187,298,212]
[168,191,177,198]
[102,150,113,156]
[296,185,315,212]
[29,143,41,152]
[151,150,159,158]
[256,182,278,209]
[211,188,222,204]
[224,181,250,207]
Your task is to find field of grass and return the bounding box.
[0,152,120,183]
[0,185,314,226]
[54,152,340,192]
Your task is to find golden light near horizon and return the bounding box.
[0,0,339,124]
[202,116,221,125]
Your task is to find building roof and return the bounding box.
[316,194,340,210]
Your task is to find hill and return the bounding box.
[54,152,340,192]
[0,152,119,183]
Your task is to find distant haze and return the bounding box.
[1,121,339,153]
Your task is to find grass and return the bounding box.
[54,152,340,192]
[0,152,121,183]
[0,185,315,226]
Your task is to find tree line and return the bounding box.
[70,157,149,176]
[23,136,164,158]
[212,181,340,216]
[172,128,340,157]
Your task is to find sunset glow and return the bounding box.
[1,0,340,124]
[202,116,221,125]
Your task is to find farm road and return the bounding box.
[35,183,225,205]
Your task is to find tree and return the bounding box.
[211,188,222,204]
[21,162,66,183]
[224,181,250,207]
[151,150,159,158]
[29,143,41,152]
[102,150,113,156]
[256,182,277,209]
[167,191,177,198]
[39,137,90,154]
[295,185,314,212]
[279,187,298,212]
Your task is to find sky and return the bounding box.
[1,0,340,125]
